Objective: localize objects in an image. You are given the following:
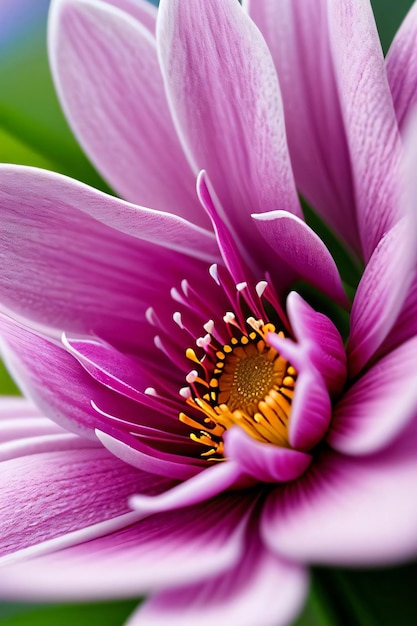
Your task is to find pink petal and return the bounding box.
[157,0,302,274]
[224,427,312,483]
[370,112,417,357]
[329,335,417,455]
[48,0,208,227]
[103,0,157,34]
[386,3,417,131]
[253,211,349,308]
[0,318,122,440]
[348,218,416,376]
[245,0,360,256]
[134,538,308,626]
[326,0,402,261]
[262,422,417,565]
[0,445,149,558]
[0,492,252,601]
[0,165,218,346]
[247,0,402,262]
[0,396,44,421]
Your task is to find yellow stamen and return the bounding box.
[181,319,297,460]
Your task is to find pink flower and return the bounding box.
[1,0,417,624]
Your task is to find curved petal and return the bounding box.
[348,218,416,376]
[386,2,417,132]
[245,0,360,255]
[0,165,218,347]
[329,335,417,455]
[224,427,312,483]
[262,422,417,565]
[284,292,347,397]
[134,537,308,626]
[157,0,302,276]
[0,492,252,601]
[48,0,208,227]
[253,211,349,308]
[130,461,248,516]
[97,430,204,481]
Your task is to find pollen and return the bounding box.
[180,317,296,460]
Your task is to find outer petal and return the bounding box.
[386,2,417,131]
[0,445,148,558]
[378,112,417,354]
[326,0,402,260]
[0,492,252,601]
[103,0,157,34]
[347,218,415,376]
[157,0,302,277]
[245,0,360,255]
[0,318,139,441]
[0,165,218,347]
[48,0,208,227]
[329,335,417,455]
[247,0,402,261]
[262,419,417,565]
[253,211,349,308]
[134,537,308,626]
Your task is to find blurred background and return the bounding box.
[0,0,415,624]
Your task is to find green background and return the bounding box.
[0,0,415,624]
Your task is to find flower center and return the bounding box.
[180,319,296,460]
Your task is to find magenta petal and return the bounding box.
[268,296,337,451]
[0,165,218,345]
[253,211,349,308]
[0,492,252,601]
[157,0,301,268]
[348,218,416,376]
[97,430,203,481]
[262,434,417,565]
[269,332,332,451]
[285,292,347,397]
[386,3,417,131]
[134,538,308,626]
[224,427,311,483]
[49,0,208,227]
[329,335,417,455]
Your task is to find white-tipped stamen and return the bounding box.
[209,263,220,285]
[203,319,214,334]
[173,312,184,329]
[256,280,268,298]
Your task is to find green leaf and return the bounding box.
[0,359,20,395]
[0,600,139,626]
[371,0,415,54]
